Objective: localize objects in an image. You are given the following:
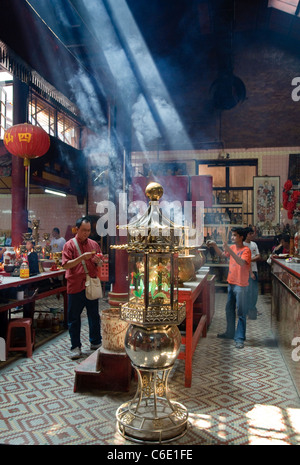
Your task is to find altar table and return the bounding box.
[178,267,210,387]
[0,270,67,334]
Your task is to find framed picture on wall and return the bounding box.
[253,176,280,227]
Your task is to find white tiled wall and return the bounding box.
[0,194,86,239]
[1,147,298,237]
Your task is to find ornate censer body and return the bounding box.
[112,182,190,443]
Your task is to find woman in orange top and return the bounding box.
[207,227,251,349]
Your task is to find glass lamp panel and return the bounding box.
[148,253,171,306]
[128,253,145,303]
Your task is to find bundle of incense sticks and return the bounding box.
[220,225,230,244]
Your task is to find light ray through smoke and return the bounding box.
[104,0,193,151]
[26,0,194,153]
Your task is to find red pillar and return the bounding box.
[11,156,27,247]
[11,77,29,246]
[108,234,128,310]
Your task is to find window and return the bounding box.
[198,165,226,187]
[28,93,80,149]
[0,71,13,140]
[197,159,258,226]
[230,165,257,188]
[29,94,55,136]
[57,112,80,147]
[0,74,80,150]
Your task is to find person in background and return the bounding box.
[25,240,34,253]
[62,217,103,360]
[206,227,251,349]
[271,234,290,255]
[25,240,39,276]
[0,248,6,262]
[50,228,66,253]
[244,226,261,320]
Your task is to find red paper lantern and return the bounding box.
[4,123,51,212]
[3,123,50,164]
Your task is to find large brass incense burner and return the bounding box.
[112,182,190,443]
[20,220,52,257]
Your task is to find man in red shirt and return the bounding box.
[62,217,103,359]
[207,227,251,349]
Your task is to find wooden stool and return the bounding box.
[6,318,35,358]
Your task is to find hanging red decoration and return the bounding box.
[282,179,300,220]
[3,123,50,162]
[3,123,50,212]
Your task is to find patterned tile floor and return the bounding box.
[0,292,300,445]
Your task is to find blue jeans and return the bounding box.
[225,284,248,343]
[246,271,258,318]
[67,289,101,350]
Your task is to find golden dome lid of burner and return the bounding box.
[112,182,196,254]
[145,182,164,201]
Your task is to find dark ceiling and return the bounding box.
[1,0,300,152]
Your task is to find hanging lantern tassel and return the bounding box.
[24,158,30,211]
[23,158,29,187]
